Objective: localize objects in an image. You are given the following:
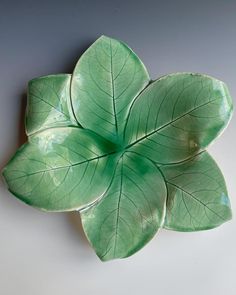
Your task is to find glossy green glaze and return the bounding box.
[82,152,166,261]
[2,35,233,261]
[161,152,232,231]
[3,128,117,211]
[26,74,78,135]
[125,73,232,163]
[71,36,149,144]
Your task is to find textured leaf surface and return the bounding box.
[71,35,149,144]
[81,152,166,261]
[26,74,78,135]
[2,36,233,261]
[125,73,233,164]
[3,128,117,211]
[160,152,232,231]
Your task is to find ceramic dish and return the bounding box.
[2,36,233,261]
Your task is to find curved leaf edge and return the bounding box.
[1,128,120,213]
[80,152,166,261]
[70,35,151,133]
[159,151,232,232]
[26,74,83,135]
[124,71,233,150]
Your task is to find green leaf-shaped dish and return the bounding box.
[2,36,233,261]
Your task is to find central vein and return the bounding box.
[110,40,118,136]
[114,156,123,255]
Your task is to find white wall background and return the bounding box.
[0,1,235,294]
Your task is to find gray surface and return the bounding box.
[0,0,235,294]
